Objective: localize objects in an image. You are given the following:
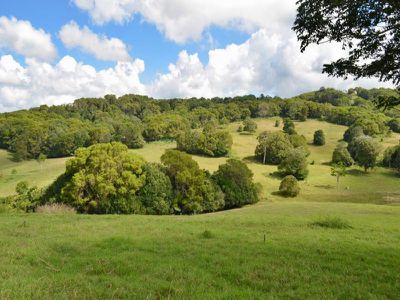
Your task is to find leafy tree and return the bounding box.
[332,142,354,167]
[283,118,296,135]
[343,125,364,143]
[138,163,174,215]
[331,163,348,190]
[278,148,309,180]
[161,150,224,214]
[313,130,325,146]
[348,136,381,172]
[243,118,258,133]
[293,0,400,108]
[389,118,400,133]
[255,131,293,165]
[279,175,300,197]
[60,142,146,214]
[213,159,259,209]
[382,144,400,174]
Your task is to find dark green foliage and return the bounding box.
[279,175,300,197]
[310,217,352,229]
[138,163,174,215]
[213,159,259,209]
[382,145,400,174]
[293,1,400,108]
[283,118,296,135]
[278,148,309,180]
[388,118,400,133]
[177,126,232,157]
[353,118,388,136]
[332,143,354,167]
[275,119,280,127]
[343,125,364,143]
[161,150,224,214]
[313,130,325,146]
[143,113,190,141]
[60,142,146,214]
[243,118,257,133]
[255,131,293,165]
[4,181,44,212]
[348,136,381,172]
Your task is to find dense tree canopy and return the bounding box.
[348,136,381,172]
[293,0,400,108]
[255,131,293,165]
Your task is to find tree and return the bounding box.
[278,148,309,180]
[213,159,259,209]
[348,136,381,172]
[283,118,296,135]
[36,153,47,170]
[161,150,224,214]
[138,163,174,215]
[313,130,325,146]
[332,142,354,167]
[255,131,293,165]
[382,144,400,174]
[243,118,258,133]
[331,163,348,190]
[389,118,400,133]
[279,175,300,197]
[343,125,364,143]
[275,119,280,127]
[293,0,400,108]
[60,142,146,214]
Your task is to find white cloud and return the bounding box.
[59,21,131,61]
[0,16,57,61]
[0,55,145,112]
[73,0,296,43]
[149,29,393,99]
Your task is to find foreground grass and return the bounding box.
[1,201,399,299]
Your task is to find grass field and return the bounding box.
[1,118,400,299]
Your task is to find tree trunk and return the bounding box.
[263,146,266,165]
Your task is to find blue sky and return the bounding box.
[0,0,391,112]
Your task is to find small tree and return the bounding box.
[331,163,347,190]
[275,119,280,127]
[283,118,296,135]
[243,118,258,133]
[255,131,293,165]
[279,175,300,197]
[36,153,47,170]
[332,142,354,167]
[343,125,364,143]
[313,130,325,146]
[278,148,309,180]
[348,136,381,172]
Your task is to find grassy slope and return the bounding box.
[1,201,399,299]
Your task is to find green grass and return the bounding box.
[0,201,399,299]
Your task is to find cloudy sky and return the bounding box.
[0,0,393,112]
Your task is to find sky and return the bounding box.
[0,0,393,112]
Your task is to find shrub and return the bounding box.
[332,142,354,166]
[343,125,364,143]
[255,131,293,164]
[138,163,174,215]
[59,142,146,214]
[275,119,280,127]
[388,118,400,133]
[310,217,352,229]
[243,118,257,133]
[382,145,400,174]
[278,148,309,180]
[313,130,325,146]
[279,175,300,197]
[213,159,259,209]
[283,118,296,135]
[36,203,76,214]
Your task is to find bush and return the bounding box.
[243,118,257,133]
[388,118,400,133]
[310,217,352,229]
[283,118,296,135]
[255,131,293,164]
[343,125,364,143]
[138,163,174,215]
[332,142,354,166]
[213,159,259,209]
[278,148,309,180]
[279,175,300,197]
[275,119,280,127]
[382,145,400,174]
[313,130,325,145]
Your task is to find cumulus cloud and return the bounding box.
[0,16,57,62]
[0,55,145,112]
[73,0,296,43]
[149,29,393,99]
[59,21,131,61]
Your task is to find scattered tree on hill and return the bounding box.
[332,142,354,167]
[313,130,325,146]
[243,118,258,133]
[278,148,309,180]
[255,131,293,165]
[382,144,400,174]
[343,125,364,143]
[60,142,146,214]
[161,150,224,214]
[348,136,381,172]
[213,159,259,209]
[279,175,300,197]
[331,163,348,190]
[283,118,296,135]
[293,0,400,108]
